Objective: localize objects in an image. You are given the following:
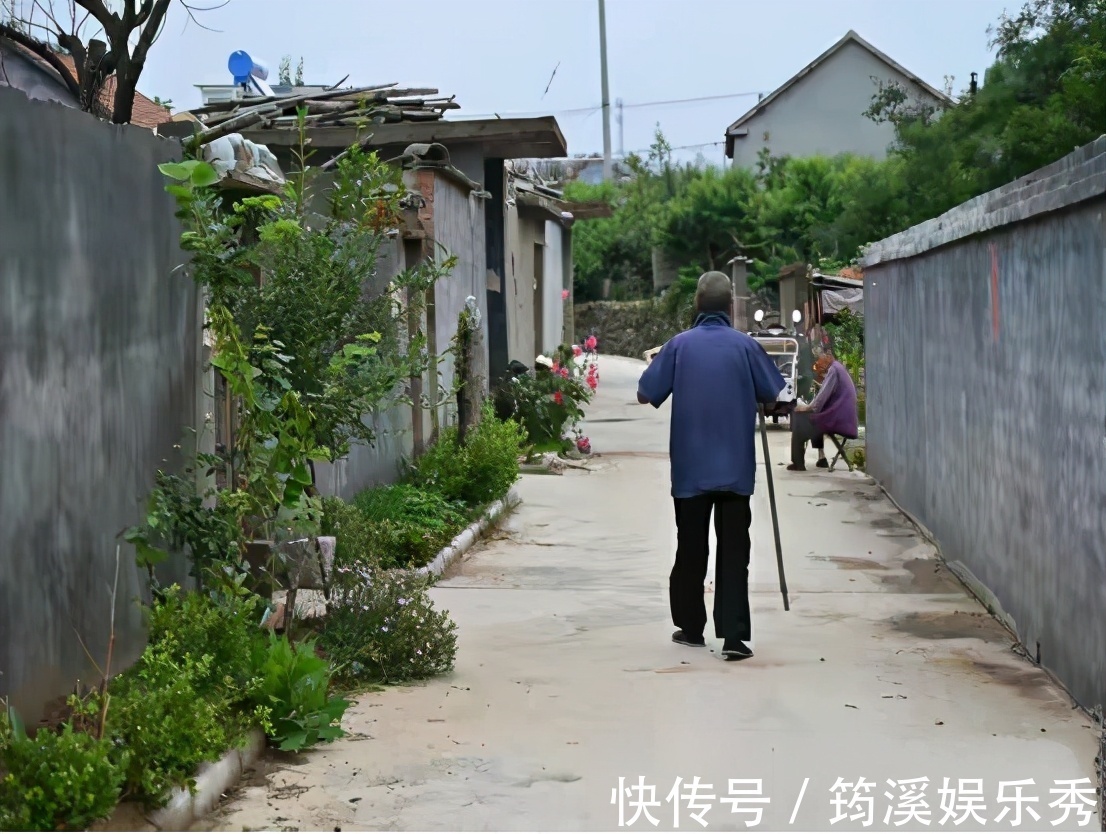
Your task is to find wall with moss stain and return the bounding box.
[0,90,199,721]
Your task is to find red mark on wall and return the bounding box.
[989,243,1001,342]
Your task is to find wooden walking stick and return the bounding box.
[758,405,790,611]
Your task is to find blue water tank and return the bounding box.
[228,50,253,85]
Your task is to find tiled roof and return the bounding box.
[51,52,170,129]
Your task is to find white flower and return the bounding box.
[535,355,553,369]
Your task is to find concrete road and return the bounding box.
[199,356,1101,832]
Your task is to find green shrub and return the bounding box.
[105,644,238,804]
[143,585,267,710]
[323,489,465,570]
[257,633,348,752]
[458,408,525,505]
[320,560,458,684]
[408,426,469,503]
[412,406,523,507]
[353,483,466,528]
[851,444,867,471]
[322,495,377,568]
[0,722,124,831]
[353,484,467,567]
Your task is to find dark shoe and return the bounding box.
[672,630,706,648]
[816,458,829,468]
[786,463,806,471]
[722,639,754,661]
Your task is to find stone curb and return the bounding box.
[418,488,521,579]
[145,727,266,831]
[113,490,520,829]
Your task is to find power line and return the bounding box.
[620,90,762,109]
[456,89,762,121]
[570,139,725,160]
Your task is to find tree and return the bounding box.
[564,0,1105,305]
[869,0,1106,223]
[278,54,304,86]
[564,127,702,301]
[0,0,216,124]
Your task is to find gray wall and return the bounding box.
[862,136,1106,709]
[308,167,496,499]
[0,89,200,720]
[431,171,489,406]
[729,40,943,169]
[311,236,414,499]
[505,198,571,365]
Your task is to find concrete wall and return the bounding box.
[542,220,565,352]
[729,40,943,169]
[0,89,200,719]
[504,204,569,363]
[504,201,535,365]
[317,169,492,495]
[862,136,1106,710]
[312,236,414,498]
[561,227,574,347]
[432,171,489,410]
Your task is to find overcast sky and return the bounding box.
[140,0,1015,165]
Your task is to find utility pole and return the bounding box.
[598,0,612,181]
[616,97,624,158]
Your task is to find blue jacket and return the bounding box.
[638,313,785,498]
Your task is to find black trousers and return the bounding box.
[790,411,825,466]
[670,492,752,641]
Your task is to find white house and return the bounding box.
[724,30,952,169]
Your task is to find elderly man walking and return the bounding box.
[637,272,785,660]
[788,351,858,471]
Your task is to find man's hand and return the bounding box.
[795,403,812,412]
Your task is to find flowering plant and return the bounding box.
[320,561,458,684]
[497,346,599,449]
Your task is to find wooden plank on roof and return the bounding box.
[243,117,568,157]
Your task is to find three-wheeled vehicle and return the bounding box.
[642,309,804,426]
[750,309,802,425]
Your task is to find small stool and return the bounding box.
[828,435,856,472]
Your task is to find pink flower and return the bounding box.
[586,376,598,390]
[559,367,570,379]
[584,335,598,351]
[553,391,564,405]
[573,345,583,357]
[552,361,560,372]
[561,289,570,301]
[589,363,597,371]
[577,437,591,454]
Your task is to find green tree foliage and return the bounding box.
[871,0,1105,222]
[572,0,1105,301]
[565,127,698,301]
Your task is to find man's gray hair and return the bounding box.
[695,271,732,314]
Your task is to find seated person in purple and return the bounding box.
[788,351,858,471]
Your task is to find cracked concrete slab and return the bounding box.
[196,356,1101,832]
